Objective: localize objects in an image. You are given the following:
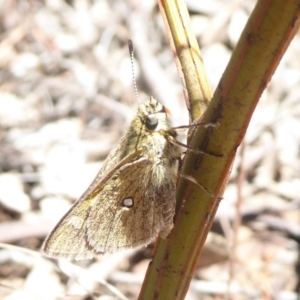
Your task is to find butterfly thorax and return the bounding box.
[128,97,181,186]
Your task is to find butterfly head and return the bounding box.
[138,97,171,132]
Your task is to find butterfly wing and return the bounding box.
[87,158,175,252]
[87,156,176,253]
[43,150,176,259]
[42,150,143,260]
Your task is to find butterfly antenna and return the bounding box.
[128,39,140,105]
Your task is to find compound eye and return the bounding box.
[145,115,158,130]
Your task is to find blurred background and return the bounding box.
[0,0,300,299]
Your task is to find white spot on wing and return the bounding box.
[123,197,133,208]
